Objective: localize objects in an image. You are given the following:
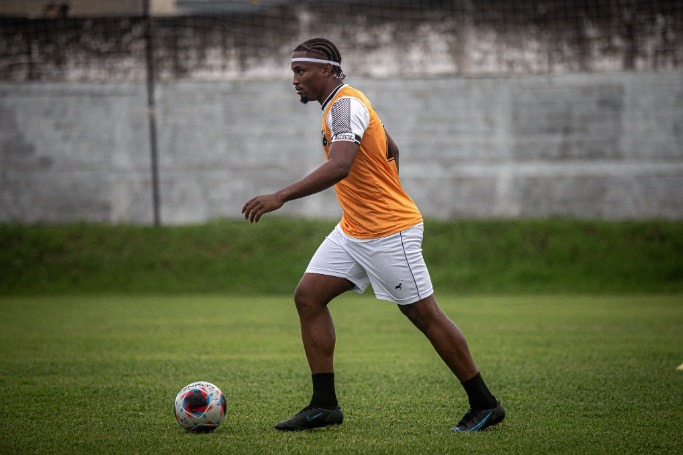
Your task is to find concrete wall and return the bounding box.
[1,71,682,224]
[0,0,177,17]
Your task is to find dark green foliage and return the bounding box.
[1,218,681,295]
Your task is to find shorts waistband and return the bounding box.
[336,222,424,243]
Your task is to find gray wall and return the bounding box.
[1,71,682,224]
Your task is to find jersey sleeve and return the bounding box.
[326,96,370,145]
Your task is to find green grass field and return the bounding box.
[1,294,681,454]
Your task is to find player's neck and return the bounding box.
[318,81,344,105]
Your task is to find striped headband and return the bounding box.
[291,57,341,67]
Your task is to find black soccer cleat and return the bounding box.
[274,406,343,431]
[452,402,505,432]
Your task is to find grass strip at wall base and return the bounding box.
[1,218,681,295]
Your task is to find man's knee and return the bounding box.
[293,278,331,315]
[399,295,442,333]
[294,274,354,314]
[294,281,317,313]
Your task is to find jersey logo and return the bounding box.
[321,130,328,147]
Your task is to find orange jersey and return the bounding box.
[321,85,423,239]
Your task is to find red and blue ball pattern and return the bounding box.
[174,381,226,432]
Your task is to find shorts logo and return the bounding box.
[395,283,402,290]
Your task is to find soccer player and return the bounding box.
[242,38,505,433]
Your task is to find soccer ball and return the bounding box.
[174,381,227,432]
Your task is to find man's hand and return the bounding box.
[242,192,285,223]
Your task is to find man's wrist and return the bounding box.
[275,188,290,203]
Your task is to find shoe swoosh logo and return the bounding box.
[470,411,493,431]
[306,412,324,422]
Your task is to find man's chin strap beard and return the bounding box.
[299,96,309,104]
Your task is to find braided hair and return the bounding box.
[293,38,346,81]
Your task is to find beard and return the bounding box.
[299,95,309,104]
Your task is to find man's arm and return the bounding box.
[386,132,400,174]
[242,141,359,223]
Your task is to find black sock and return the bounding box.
[309,373,338,410]
[461,372,498,410]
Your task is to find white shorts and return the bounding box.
[306,223,434,305]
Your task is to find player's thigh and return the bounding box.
[354,225,433,304]
[305,227,371,295]
[294,273,355,308]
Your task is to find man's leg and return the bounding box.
[398,294,478,381]
[294,272,354,374]
[399,294,505,431]
[275,273,353,431]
